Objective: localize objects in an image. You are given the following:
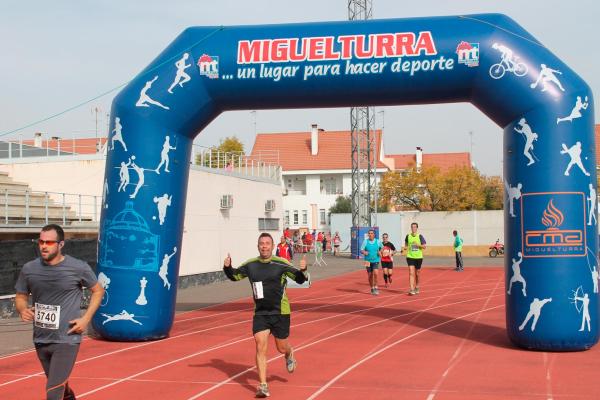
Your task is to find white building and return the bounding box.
[250,125,473,233]
[250,124,388,232]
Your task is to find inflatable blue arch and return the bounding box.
[93,14,597,351]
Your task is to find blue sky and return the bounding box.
[0,0,597,175]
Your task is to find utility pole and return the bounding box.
[349,0,376,230]
[92,106,101,152]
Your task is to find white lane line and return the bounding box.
[185,293,504,400]
[0,278,499,391]
[426,277,502,400]
[306,304,505,400]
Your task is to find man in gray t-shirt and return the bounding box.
[15,224,104,400]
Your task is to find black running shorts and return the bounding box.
[406,258,424,269]
[253,314,291,339]
[381,261,394,269]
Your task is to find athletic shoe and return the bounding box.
[370,288,375,295]
[408,290,416,296]
[256,383,270,398]
[415,287,420,294]
[374,288,379,295]
[389,276,393,284]
[286,349,297,373]
[384,282,388,288]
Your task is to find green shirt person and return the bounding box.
[453,230,464,271]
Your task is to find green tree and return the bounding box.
[329,196,352,213]
[217,136,244,154]
[483,175,503,210]
[380,166,443,211]
[436,166,486,210]
[195,136,245,167]
[380,165,497,211]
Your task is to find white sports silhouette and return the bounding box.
[573,293,591,332]
[153,193,172,225]
[592,266,599,294]
[102,179,109,209]
[136,76,170,110]
[159,247,177,290]
[504,181,522,218]
[155,136,176,174]
[519,297,552,331]
[111,117,128,151]
[129,155,146,199]
[514,118,539,166]
[507,252,527,296]
[101,310,143,325]
[168,53,192,93]
[530,64,565,92]
[557,96,589,124]
[117,158,131,192]
[135,277,148,306]
[587,184,597,226]
[492,43,515,67]
[560,141,590,176]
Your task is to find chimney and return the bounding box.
[416,147,423,171]
[34,132,43,148]
[311,124,318,156]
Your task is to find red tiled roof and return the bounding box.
[250,130,387,171]
[21,138,107,154]
[385,152,472,173]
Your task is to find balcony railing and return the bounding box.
[192,145,281,183]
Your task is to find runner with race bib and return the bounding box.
[15,224,104,400]
[223,232,308,398]
[380,233,396,288]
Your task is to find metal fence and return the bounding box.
[1,188,101,226]
[191,145,281,182]
[0,139,106,160]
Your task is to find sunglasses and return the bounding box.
[38,239,61,246]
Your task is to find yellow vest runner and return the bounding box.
[406,233,424,259]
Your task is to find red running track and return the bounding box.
[0,266,598,399]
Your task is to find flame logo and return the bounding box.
[541,199,564,229]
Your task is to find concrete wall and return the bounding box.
[180,167,283,276]
[0,157,283,276]
[331,210,504,256]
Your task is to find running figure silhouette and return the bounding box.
[168,53,192,93]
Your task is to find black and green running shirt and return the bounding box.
[224,256,307,315]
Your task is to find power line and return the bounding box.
[0,26,225,139]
